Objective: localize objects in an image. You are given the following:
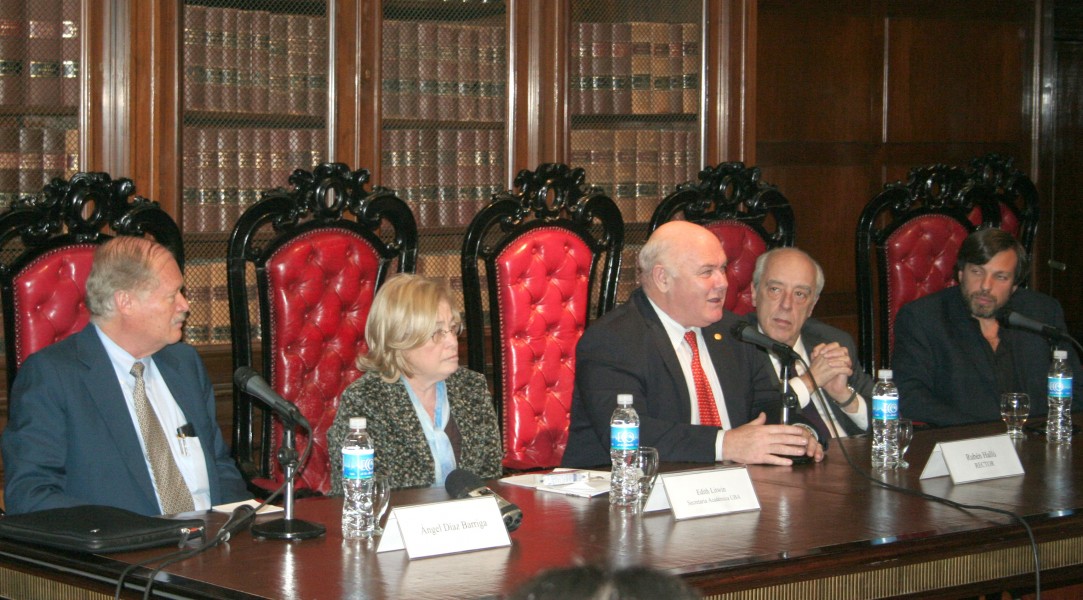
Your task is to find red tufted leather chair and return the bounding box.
[649,162,795,316]
[462,164,623,470]
[964,154,1039,287]
[228,163,417,494]
[0,172,183,395]
[856,164,995,374]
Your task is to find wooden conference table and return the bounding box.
[1,421,1082,599]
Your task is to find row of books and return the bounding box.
[570,127,701,223]
[182,127,325,234]
[381,21,507,122]
[570,21,699,116]
[0,126,78,210]
[183,5,328,117]
[0,0,80,107]
[381,128,505,228]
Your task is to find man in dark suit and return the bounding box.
[746,248,874,439]
[1,237,249,515]
[894,228,1081,427]
[562,221,824,467]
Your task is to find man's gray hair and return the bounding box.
[85,237,169,321]
[752,247,825,298]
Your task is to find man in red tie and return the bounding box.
[563,221,824,467]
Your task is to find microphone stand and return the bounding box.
[251,418,326,540]
[777,355,813,465]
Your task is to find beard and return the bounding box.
[964,290,1000,319]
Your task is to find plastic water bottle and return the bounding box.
[1047,350,1073,445]
[341,417,376,539]
[871,369,899,471]
[609,394,641,507]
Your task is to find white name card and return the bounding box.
[375,497,510,559]
[919,434,1025,484]
[656,467,760,520]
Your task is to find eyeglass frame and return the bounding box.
[429,319,465,343]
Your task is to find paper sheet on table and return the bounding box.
[500,469,611,498]
[212,499,284,515]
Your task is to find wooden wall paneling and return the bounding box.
[128,0,180,217]
[348,0,372,174]
[511,0,557,171]
[706,0,756,164]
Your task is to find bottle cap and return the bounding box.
[349,417,367,429]
[1054,350,1068,360]
[617,394,633,406]
[878,369,893,379]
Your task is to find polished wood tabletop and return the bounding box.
[1,420,1081,599]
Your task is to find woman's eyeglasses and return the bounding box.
[430,321,465,343]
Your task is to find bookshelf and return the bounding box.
[0,0,81,211]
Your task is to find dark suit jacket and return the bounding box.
[746,317,875,437]
[562,289,779,467]
[1,326,249,515]
[894,287,1082,427]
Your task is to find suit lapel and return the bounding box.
[75,327,160,507]
[632,291,692,423]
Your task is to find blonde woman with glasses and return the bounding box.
[327,274,502,491]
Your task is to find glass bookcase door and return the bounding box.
[569,0,704,303]
[379,0,508,312]
[180,0,329,347]
[0,0,81,210]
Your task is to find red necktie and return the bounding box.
[685,331,722,427]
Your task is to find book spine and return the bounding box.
[659,129,675,198]
[286,128,307,177]
[250,128,268,205]
[211,259,230,344]
[381,128,404,198]
[0,3,24,106]
[195,127,217,233]
[630,22,651,115]
[570,22,587,116]
[237,128,256,218]
[41,127,64,183]
[203,7,223,111]
[614,129,636,219]
[590,22,611,115]
[220,8,238,112]
[651,23,670,114]
[0,127,19,210]
[268,14,288,114]
[435,129,455,225]
[682,23,699,114]
[399,21,418,119]
[457,25,478,121]
[61,0,78,107]
[492,26,506,120]
[668,24,682,114]
[419,128,438,225]
[186,260,212,345]
[216,128,238,232]
[268,128,289,187]
[381,20,400,119]
[25,1,63,107]
[309,127,324,170]
[611,23,631,114]
[591,130,614,201]
[486,128,502,205]
[183,129,202,233]
[234,8,253,113]
[402,128,422,224]
[63,127,77,177]
[673,129,689,193]
[286,14,308,115]
[18,127,42,195]
[251,10,269,114]
[417,22,437,120]
[456,129,477,226]
[308,15,327,118]
[183,5,206,110]
[436,24,457,119]
[636,129,660,221]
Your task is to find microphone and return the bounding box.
[730,321,802,362]
[212,504,256,545]
[445,469,523,532]
[996,307,1068,341]
[233,367,310,430]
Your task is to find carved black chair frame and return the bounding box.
[0,172,183,393]
[227,162,417,489]
[968,153,1039,286]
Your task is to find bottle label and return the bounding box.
[343,448,375,480]
[611,423,639,451]
[872,395,898,420]
[1049,376,1073,399]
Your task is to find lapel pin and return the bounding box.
[713,333,722,341]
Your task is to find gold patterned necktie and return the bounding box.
[130,361,195,514]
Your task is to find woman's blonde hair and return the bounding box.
[358,273,458,382]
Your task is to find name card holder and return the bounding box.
[376,496,511,558]
[919,434,1025,484]
[644,466,760,519]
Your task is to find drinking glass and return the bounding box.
[637,447,660,501]
[367,474,392,537]
[1000,393,1031,439]
[896,418,913,469]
